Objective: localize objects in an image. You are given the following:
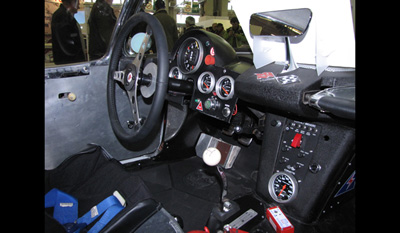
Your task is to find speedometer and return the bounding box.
[268,172,298,203]
[178,37,204,74]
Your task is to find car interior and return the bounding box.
[45,0,355,232]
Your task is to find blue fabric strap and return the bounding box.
[45,188,125,233]
[45,188,78,225]
[87,204,124,233]
[75,194,124,233]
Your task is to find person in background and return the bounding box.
[88,0,116,60]
[51,0,86,64]
[153,0,178,52]
[206,23,218,33]
[224,17,248,48]
[184,16,203,33]
[215,23,226,38]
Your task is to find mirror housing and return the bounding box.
[250,8,312,41]
[249,8,312,73]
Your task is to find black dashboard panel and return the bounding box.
[189,67,239,122]
[235,62,355,122]
[235,63,321,118]
[256,113,355,224]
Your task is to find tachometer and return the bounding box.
[197,72,215,94]
[178,37,204,74]
[268,172,298,203]
[216,76,235,100]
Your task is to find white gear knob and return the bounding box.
[202,147,221,166]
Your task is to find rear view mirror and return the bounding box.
[250,8,312,74]
[250,8,312,39]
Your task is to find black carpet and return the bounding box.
[134,157,221,231]
[132,156,355,233]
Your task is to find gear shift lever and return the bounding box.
[202,147,221,167]
[202,148,235,213]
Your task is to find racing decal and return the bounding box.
[127,72,133,83]
[196,101,203,111]
[255,72,300,85]
[276,75,300,85]
[334,171,355,198]
[255,72,275,81]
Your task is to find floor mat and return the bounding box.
[170,157,222,203]
[135,159,217,231]
[153,189,215,231]
[135,156,257,231]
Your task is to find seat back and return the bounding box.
[45,145,183,233]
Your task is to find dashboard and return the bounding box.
[168,30,252,123]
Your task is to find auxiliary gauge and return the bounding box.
[197,72,215,94]
[268,171,298,203]
[216,76,234,100]
[169,66,183,80]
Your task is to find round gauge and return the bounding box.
[197,72,215,94]
[178,37,204,74]
[268,172,298,203]
[123,32,152,57]
[216,76,235,100]
[169,66,183,79]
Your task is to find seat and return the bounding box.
[45,145,183,233]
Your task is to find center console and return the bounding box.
[256,113,355,224]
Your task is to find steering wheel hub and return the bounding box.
[123,64,137,91]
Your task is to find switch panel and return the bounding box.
[275,120,322,180]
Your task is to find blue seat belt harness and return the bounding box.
[45,188,126,233]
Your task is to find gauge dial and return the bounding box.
[197,72,215,94]
[216,76,235,100]
[268,172,298,203]
[178,37,204,74]
[169,66,183,79]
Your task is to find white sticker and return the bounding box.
[91,206,98,218]
[59,203,73,207]
[269,207,291,228]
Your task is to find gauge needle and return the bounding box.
[222,87,229,95]
[278,184,286,197]
[203,82,209,89]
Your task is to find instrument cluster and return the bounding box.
[169,35,238,122]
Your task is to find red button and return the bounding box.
[291,133,302,148]
[205,55,215,65]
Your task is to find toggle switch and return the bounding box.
[291,133,302,148]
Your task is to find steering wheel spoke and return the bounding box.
[132,26,152,70]
[126,84,141,128]
[113,70,125,84]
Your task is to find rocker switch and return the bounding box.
[291,133,302,148]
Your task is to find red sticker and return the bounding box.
[255,72,275,81]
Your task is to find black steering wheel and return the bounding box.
[107,12,169,151]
